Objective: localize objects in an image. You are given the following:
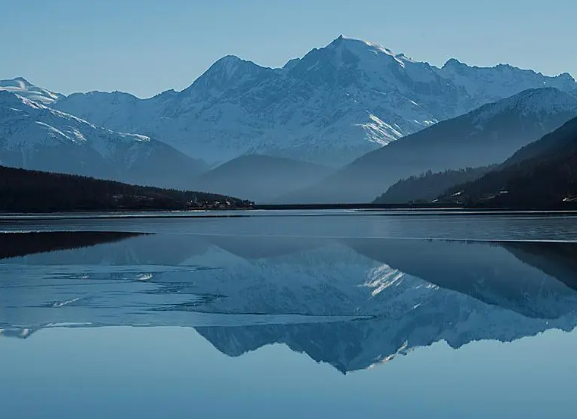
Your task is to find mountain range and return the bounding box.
[3,36,577,202]
[51,37,577,167]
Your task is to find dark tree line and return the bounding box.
[374,166,494,204]
[0,165,253,213]
[449,151,577,208]
[440,116,577,208]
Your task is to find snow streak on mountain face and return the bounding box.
[51,36,577,166]
[0,91,147,153]
[0,90,207,187]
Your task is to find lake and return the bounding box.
[1,210,577,418]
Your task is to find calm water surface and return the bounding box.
[1,211,577,418]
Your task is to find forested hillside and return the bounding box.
[374,166,494,204]
[441,117,577,208]
[0,165,252,212]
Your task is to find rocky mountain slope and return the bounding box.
[0,90,208,188]
[285,88,577,203]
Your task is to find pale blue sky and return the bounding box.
[2,0,575,97]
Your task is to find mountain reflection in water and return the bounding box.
[1,232,577,373]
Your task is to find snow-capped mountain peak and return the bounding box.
[186,54,273,95]
[328,35,415,66]
[0,77,65,105]
[289,35,429,87]
[2,76,33,88]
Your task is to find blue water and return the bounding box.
[1,211,577,418]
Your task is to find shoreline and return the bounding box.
[2,206,577,221]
